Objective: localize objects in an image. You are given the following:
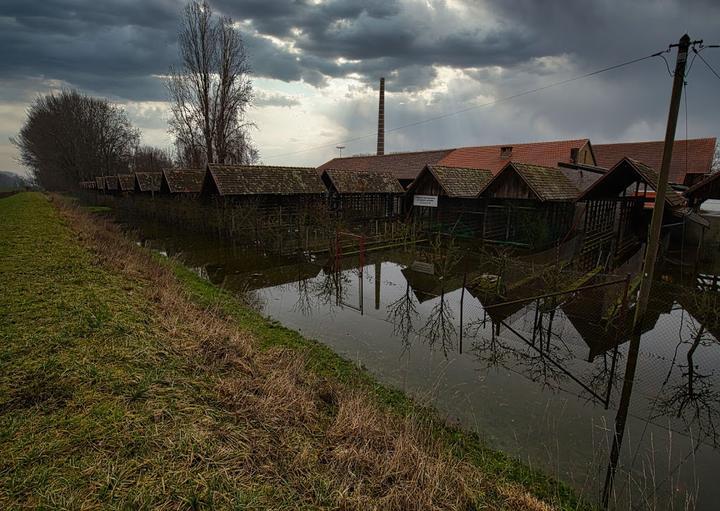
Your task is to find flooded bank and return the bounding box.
[127,217,720,510]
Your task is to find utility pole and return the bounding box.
[603,34,697,509]
[632,34,692,330]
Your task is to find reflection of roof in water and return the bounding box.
[221,262,322,291]
[401,267,465,303]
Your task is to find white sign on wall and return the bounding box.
[413,194,438,207]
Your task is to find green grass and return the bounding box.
[0,193,283,508]
[0,192,591,509]
[164,236,589,510]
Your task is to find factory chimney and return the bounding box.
[377,77,385,156]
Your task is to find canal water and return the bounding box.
[127,219,720,510]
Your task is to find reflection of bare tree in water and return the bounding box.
[291,274,314,315]
[311,267,349,311]
[654,290,720,446]
[386,282,419,349]
[468,321,513,368]
[419,288,457,356]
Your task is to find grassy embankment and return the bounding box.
[0,192,589,510]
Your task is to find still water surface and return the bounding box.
[129,220,720,510]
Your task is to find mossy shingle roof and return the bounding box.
[481,162,579,201]
[206,164,325,196]
[425,165,493,198]
[105,175,119,191]
[323,169,404,194]
[135,172,162,192]
[117,174,135,192]
[162,168,204,193]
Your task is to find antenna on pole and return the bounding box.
[336,145,346,157]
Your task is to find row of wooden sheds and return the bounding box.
[79,156,697,258]
[406,157,700,262]
[80,165,406,220]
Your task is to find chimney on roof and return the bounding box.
[500,146,512,158]
[377,77,385,156]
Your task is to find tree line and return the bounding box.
[12,1,256,191]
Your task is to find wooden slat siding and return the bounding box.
[323,169,404,194]
[206,164,325,196]
[135,172,162,192]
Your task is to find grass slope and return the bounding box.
[0,193,588,510]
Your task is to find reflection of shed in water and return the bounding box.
[406,165,492,236]
[562,279,674,361]
[221,262,321,291]
[576,157,688,269]
[321,169,404,220]
[401,264,465,303]
[479,162,579,248]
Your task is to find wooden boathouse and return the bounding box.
[575,157,688,269]
[406,165,493,236]
[479,162,579,248]
[321,168,404,220]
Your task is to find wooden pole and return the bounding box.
[633,34,691,330]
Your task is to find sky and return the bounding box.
[1,0,719,177]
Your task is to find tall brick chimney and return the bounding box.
[377,77,385,156]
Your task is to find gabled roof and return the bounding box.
[578,157,686,209]
[438,139,593,174]
[480,162,579,201]
[317,149,455,181]
[205,164,325,196]
[161,168,204,194]
[593,138,716,184]
[117,174,135,192]
[322,168,404,194]
[408,165,493,198]
[94,176,106,190]
[105,175,119,191]
[135,172,162,192]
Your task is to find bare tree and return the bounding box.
[12,90,138,190]
[130,145,174,172]
[167,1,257,167]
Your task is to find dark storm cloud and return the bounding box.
[0,0,179,100]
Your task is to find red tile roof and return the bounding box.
[438,139,591,174]
[317,149,454,181]
[593,138,716,185]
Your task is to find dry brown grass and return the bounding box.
[52,196,556,510]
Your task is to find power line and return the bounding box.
[264,49,669,160]
[695,50,720,81]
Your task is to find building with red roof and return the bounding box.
[593,138,716,187]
